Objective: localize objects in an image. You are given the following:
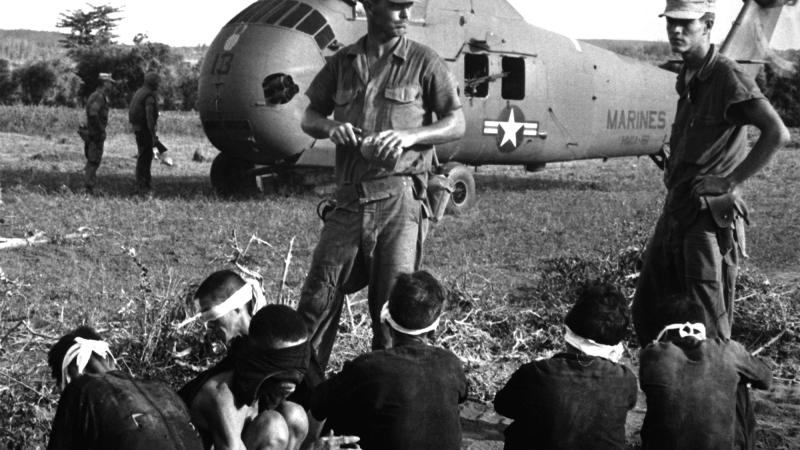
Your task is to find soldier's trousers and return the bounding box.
[633,209,739,345]
[134,131,154,189]
[83,137,104,188]
[297,181,427,387]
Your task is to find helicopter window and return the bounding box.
[279,2,313,28]
[501,57,525,100]
[265,0,298,24]
[464,53,489,98]
[297,10,326,35]
[251,0,285,23]
[263,73,300,105]
[314,25,335,49]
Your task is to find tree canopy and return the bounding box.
[56,4,122,50]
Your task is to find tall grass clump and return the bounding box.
[0,104,204,137]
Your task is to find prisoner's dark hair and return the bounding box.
[196,270,245,306]
[654,292,707,331]
[388,270,446,331]
[47,326,102,385]
[248,304,308,349]
[565,281,629,345]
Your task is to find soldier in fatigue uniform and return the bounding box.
[298,0,466,391]
[632,0,790,344]
[82,72,115,193]
[129,71,172,194]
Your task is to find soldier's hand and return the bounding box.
[328,123,362,147]
[691,175,732,198]
[373,129,415,156]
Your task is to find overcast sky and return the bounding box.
[1,1,797,49]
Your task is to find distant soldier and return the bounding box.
[633,0,790,344]
[129,71,172,194]
[82,72,115,194]
[47,326,203,450]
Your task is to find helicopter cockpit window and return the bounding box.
[297,10,326,35]
[251,0,285,23]
[225,0,337,50]
[501,56,525,100]
[464,53,489,98]
[265,0,298,24]
[279,2,313,28]
[314,25,335,49]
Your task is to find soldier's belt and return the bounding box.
[337,176,413,204]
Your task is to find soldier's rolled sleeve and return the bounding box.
[306,58,337,117]
[722,65,765,124]
[422,56,462,118]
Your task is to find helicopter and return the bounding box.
[197,0,794,214]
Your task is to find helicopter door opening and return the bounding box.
[464,53,489,98]
[501,56,525,100]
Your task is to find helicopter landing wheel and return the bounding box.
[443,163,475,216]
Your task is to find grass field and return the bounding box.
[0,107,799,448]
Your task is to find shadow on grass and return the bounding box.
[474,172,605,193]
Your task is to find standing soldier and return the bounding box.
[129,71,172,194]
[298,0,465,388]
[632,0,790,344]
[82,72,115,194]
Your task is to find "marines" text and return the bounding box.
[607,110,667,130]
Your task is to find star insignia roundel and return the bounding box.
[483,106,539,153]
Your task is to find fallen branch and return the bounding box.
[23,320,58,340]
[0,227,97,250]
[0,370,50,400]
[344,294,355,331]
[0,320,22,345]
[752,329,787,356]
[277,236,296,304]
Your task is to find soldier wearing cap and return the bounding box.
[129,71,171,194]
[632,0,790,345]
[82,72,115,193]
[298,0,465,391]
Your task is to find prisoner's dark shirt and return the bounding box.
[48,371,202,450]
[664,44,764,227]
[494,352,637,450]
[305,35,462,186]
[310,339,467,450]
[639,338,772,450]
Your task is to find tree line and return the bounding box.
[0,5,200,111]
